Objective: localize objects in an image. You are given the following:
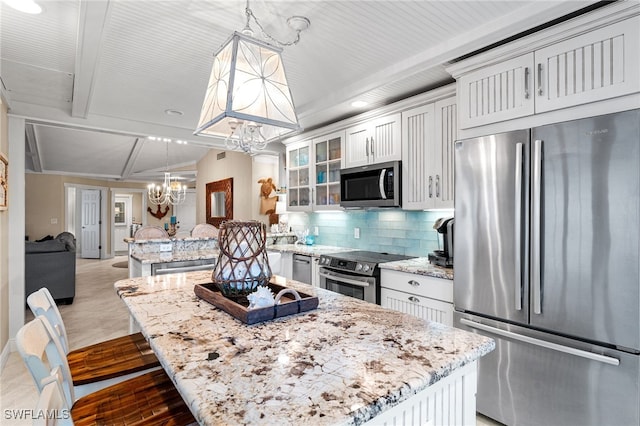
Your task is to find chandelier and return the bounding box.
[194,0,309,154]
[147,142,187,205]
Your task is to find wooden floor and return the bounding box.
[1,256,503,425]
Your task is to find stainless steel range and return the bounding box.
[318,250,414,304]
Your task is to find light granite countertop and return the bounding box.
[114,271,493,425]
[131,249,219,264]
[125,236,218,244]
[267,243,356,257]
[379,257,454,281]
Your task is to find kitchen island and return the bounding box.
[127,236,218,277]
[114,272,494,425]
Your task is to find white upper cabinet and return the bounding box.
[312,130,344,211]
[458,54,534,129]
[401,103,435,210]
[286,131,345,212]
[535,17,639,113]
[452,11,640,130]
[286,140,312,211]
[345,113,401,167]
[402,96,457,210]
[433,97,457,209]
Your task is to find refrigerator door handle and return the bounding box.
[460,319,620,366]
[532,139,543,314]
[515,142,523,311]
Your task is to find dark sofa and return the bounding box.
[25,232,76,304]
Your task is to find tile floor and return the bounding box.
[0,256,503,425]
[1,256,131,425]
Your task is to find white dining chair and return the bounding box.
[32,371,71,426]
[18,316,196,425]
[26,288,160,394]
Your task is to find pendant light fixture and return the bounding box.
[194,0,309,154]
[147,142,187,205]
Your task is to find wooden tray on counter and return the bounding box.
[194,281,318,325]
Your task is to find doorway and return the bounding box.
[172,189,196,236]
[114,194,132,254]
[65,183,108,259]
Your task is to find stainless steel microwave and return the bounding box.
[340,161,401,208]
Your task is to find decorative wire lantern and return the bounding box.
[212,221,272,297]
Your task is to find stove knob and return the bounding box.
[355,263,363,271]
[363,264,371,272]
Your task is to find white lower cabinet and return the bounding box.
[279,252,293,280]
[380,269,453,326]
[312,256,321,288]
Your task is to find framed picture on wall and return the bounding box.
[0,151,7,210]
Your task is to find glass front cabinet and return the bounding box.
[286,131,344,212]
[287,142,311,210]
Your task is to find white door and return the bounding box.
[173,190,196,235]
[114,195,132,253]
[81,189,101,258]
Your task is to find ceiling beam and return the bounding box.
[71,0,112,118]
[119,137,145,180]
[9,101,285,155]
[24,124,43,173]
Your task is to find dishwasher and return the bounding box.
[151,259,217,275]
[292,254,312,285]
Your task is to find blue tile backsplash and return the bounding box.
[286,209,454,257]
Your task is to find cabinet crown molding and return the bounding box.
[446,1,640,78]
[283,84,455,146]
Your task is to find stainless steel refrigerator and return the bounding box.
[453,109,639,426]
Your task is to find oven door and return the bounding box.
[318,267,377,304]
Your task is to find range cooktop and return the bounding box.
[318,250,415,276]
[330,250,413,263]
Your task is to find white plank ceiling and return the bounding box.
[1,0,599,182]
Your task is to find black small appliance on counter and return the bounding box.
[428,217,454,268]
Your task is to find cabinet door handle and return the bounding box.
[365,137,370,157]
[408,280,420,287]
[537,63,543,96]
[524,66,530,99]
[428,176,433,198]
[435,174,440,198]
[408,296,420,303]
[370,137,374,158]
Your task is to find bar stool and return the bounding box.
[27,287,160,392]
[133,225,169,239]
[191,223,219,238]
[19,316,196,425]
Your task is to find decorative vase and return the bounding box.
[212,221,272,297]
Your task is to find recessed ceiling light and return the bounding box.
[4,0,42,14]
[164,109,184,116]
[351,100,368,108]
